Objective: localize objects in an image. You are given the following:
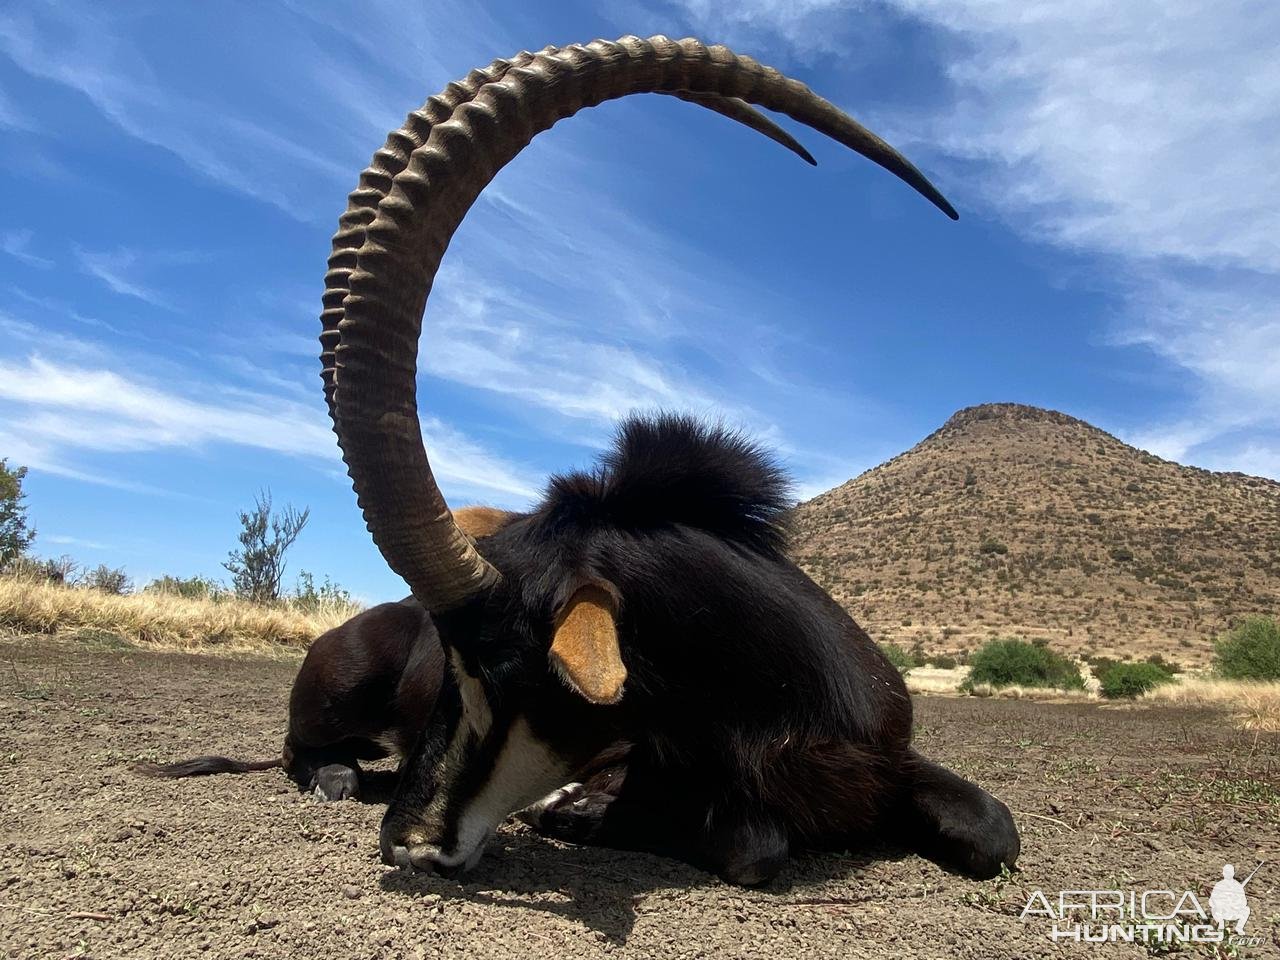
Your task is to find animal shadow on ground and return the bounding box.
[379,827,915,942]
[349,769,400,806]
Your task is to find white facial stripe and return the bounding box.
[450,649,493,738]
[442,715,575,868]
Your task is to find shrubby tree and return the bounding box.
[0,459,35,568]
[80,563,133,595]
[1214,617,1280,681]
[223,491,310,603]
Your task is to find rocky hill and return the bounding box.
[790,403,1280,667]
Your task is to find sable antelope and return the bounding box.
[314,35,1019,887]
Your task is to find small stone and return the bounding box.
[341,885,362,900]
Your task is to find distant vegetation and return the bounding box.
[878,642,916,675]
[1214,616,1280,681]
[962,638,1085,692]
[0,471,360,650]
[0,573,357,650]
[0,460,36,567]
[223,490,311,603]
[1098,661,1175,699]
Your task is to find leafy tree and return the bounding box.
[1214,617,1280,681]
[223,491,310,603]
[0,459,35,568]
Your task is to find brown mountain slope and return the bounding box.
[790,403,1280,667]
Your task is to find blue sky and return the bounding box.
[1,1,1276,601]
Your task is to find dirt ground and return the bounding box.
[1,635,1277,959]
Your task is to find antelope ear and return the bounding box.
[549,583,625,705]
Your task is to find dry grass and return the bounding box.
[905,666,1099,701]
[904,666,968,695]
[0,575,362,652]
[961,681,1096,701]
[1142,676,1280,732]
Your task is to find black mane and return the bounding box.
[544,414,793,555]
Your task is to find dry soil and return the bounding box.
[1,635,1277,959]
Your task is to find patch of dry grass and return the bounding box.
[1142,676,1280,732]
[904,666,968,696]
[0,575,362,651]
[906,666,1099,701]
[962,681,1097,701]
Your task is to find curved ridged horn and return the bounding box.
[329,35,957,611]
[320,47,814,418]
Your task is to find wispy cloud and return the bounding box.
[1,229,52,268]
[42,533,111,550]
[74,247,172,308]
[0,353,539,504]
[10,286,130,337]
[665,0,1280,477]
[0,84,33,130]
[0,1,511,222]
[0,4,350,220]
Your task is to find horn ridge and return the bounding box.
[320,48,820,419]
[328,36,957,611]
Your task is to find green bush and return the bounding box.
[1144,653,1179,674]
[1099,662,1174,699]
[878,643,916,675]
[1085,654,1121,678]
[927,654,958,670]
[1214,617,1280,681]
[963,638,1084,691]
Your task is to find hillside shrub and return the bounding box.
[878,643,916,675]
[3,555,77,584]
[1099,661,1174,698]
[1144,653,1179,674]
[963,638,1085,691]
[1214,617,1280,681]
[80,564,132,595]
